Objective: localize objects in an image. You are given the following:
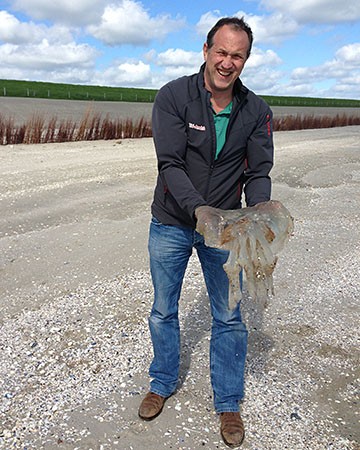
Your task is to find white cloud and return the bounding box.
[241,67,283,94]
[335,42,360,64]
[0,60,95,84]
[289,42,360,98]
[246,48,282,68]
[161,66,197,80]
[11,0,104,26]
[262,0,360,24]
[156,48,203,67]
[95,60,152,87]
[270,82,318,97]
[0,10,98,81]
[241,49,283,94]
[245,13,299,44]
[333,74,360,96]
[0,11,73,44]
[196,11,222,37]
[94,53,203,89]
[0,11,31,43]
[195,10,299,46]
[0,41,97,71]
[144,49,203,83]
[292,42,360,81]
[88,0,185,46]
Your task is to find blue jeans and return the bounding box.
[147,217,247,413]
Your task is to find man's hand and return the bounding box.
[195,205,225,247]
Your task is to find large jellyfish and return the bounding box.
[196,200,294,309]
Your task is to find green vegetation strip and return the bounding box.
[0,79,158,103]
[1,79,360,107]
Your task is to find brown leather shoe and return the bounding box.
[220,412,245,448]
[138,392,167,421]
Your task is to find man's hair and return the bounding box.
[206,17,253,58]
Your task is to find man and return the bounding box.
[138,16,273,448]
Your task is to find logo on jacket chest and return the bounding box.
[189,122,206,131]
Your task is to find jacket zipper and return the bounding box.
[204,94,216,201]
[203,88,248,203]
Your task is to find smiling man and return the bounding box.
[203,22,251,113]
[138,17,274,448]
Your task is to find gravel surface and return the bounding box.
[0,126,359,449]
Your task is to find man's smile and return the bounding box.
[217,68,232,78]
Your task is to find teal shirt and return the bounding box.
[212,101,233,159]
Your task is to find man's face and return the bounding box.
[203,25,250,96]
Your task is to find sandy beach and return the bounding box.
[0,125,359,449]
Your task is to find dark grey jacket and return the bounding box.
[151,64,274,228]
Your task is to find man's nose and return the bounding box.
[222,55,233,67]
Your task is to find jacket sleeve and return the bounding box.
[152,84,206,218]
[244,106,274,207]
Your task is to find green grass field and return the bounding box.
[0,79,158,103]
[1,79,360,107]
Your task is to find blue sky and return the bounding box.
[0,0,360,99]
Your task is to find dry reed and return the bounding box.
[272,113,360,131]
[1,111,359,145]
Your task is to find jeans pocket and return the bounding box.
[151,216,162,226]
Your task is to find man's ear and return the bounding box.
[203,42,208,61]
